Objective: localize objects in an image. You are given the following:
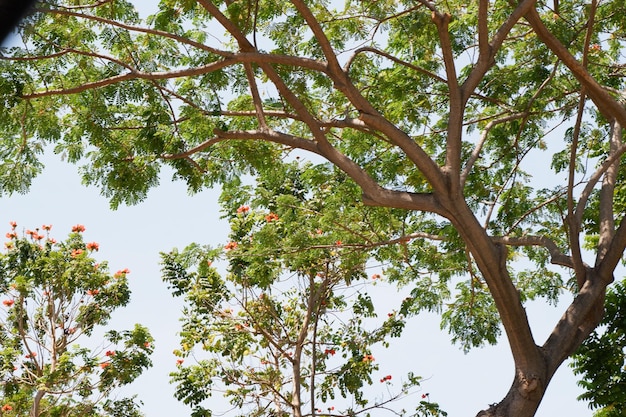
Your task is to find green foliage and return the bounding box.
[162,160,447,416]
[572,279,626,416]
[0,223,153,417]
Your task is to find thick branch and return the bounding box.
[524,7,626,126]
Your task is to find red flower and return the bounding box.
[100,362,111,369]
[380,375,392,382]
[105,350,115,357]
[71,249,84,258]
[236,205,250,214]
[25,352,36,359]
[176,359,184,366]
[264,212,279,222]
[324,348,336,356]
[421,393,429,399]
[41,224,52,231]
[71,224,86,233]
[335,240,342,246]
[224,241,238,250]
[86,289,99,296]
[86,242,99,251]
[1,404,12,412]
[2,299,14,307]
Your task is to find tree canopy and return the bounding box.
[0,223,153,417]
[2,0,626,416]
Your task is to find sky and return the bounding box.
[0,150,592,417]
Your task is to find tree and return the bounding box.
[0,223,153,417]
[162,161,444,417]
[1,0,625,416]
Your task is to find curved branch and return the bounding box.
[37,6,229,56]
[21,59,237,99]
[493,235,575,268]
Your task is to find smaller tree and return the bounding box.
[0,222,153,417]
[162,162,445,417]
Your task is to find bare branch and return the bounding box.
[493,235,575,268]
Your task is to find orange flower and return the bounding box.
[362,354,375,362]
[47,238,57,244]
[335,240,342,246]
[71,249,84,258]
[71,224,86,233]
[86,289,99,296]
[372,274,381,280]
[100,362,111,369]
[236,205,250,214]
[2,299,14,307]
[176,359,184,366]
[380,375,392,382]
[224,241,238,250]
[25,352,36,359]
[9,221,16,229]
[41,224,52,231]
[1,404,12,412]
[5,232,16,239]
[105,350,115,357]
[264,212,279,222]
[86,242,99,251]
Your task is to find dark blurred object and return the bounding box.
[0,0,38,45]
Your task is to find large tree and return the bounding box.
[1,0,625,416]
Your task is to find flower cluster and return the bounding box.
[2,299,14,307]
[224,241,238,250]
[264,212,279,222]
[1,404,12,412]
[324,348,336,356]
[86,242,99,251]
[72,224,86,233]
[236,205,250,214]
[114,268,130,278]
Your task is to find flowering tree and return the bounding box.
[0,223,153,417]
[163,162,442,417]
